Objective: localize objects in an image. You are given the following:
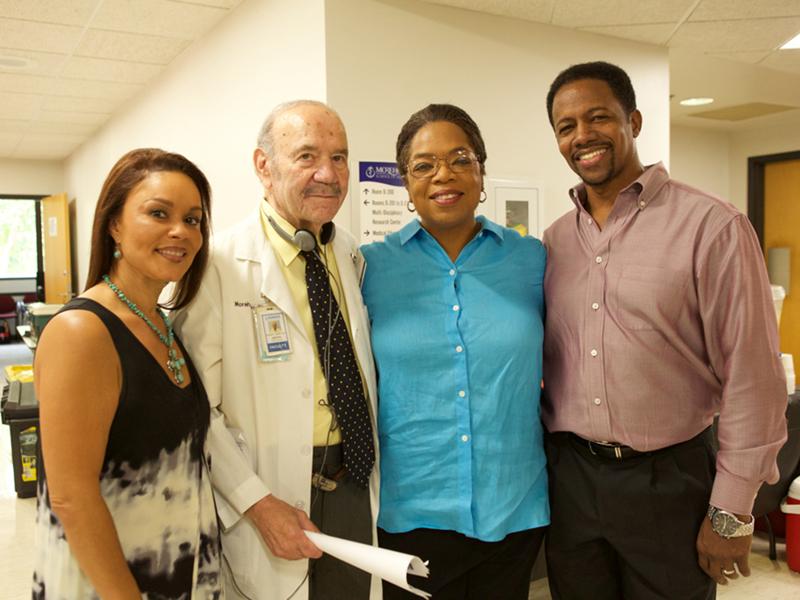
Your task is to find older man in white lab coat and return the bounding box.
[175,100,380,600]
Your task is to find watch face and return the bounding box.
[712,511,737,536]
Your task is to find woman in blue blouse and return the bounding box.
[361,104,548,599]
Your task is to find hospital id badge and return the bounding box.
[253,304,292,362]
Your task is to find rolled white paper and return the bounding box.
[305,531,430,598]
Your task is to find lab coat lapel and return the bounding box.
[332,235,363,340]
[233,213,308,343]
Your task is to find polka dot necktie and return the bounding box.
[302,250,375,488]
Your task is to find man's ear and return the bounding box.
[630,109,643,138]
[253,147,273,190]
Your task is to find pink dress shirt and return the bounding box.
[542,162,787,514]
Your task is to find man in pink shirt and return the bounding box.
[542,61,788,599]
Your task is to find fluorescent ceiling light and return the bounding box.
[680,97,714,107]
[780,32,800,49]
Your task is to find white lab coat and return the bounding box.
[174,212,381,600]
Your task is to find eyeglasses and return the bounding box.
[407,149,479,179]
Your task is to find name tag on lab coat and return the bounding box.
[253,303,292,362]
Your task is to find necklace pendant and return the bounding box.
[103,275,187,386]
[167,357,186,384]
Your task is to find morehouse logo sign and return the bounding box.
[359,162,403,186]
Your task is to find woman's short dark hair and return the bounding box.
[84,148,212,310]
[396,104,487,178]
[546,61,637,126]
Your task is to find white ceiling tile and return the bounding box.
[761,48,800,75]
[61,55,162,84]
[706,50,772,65]
[26,119,99,136]
[48,78,142,100]
[579,23,675,46]
[0,92,42,119]
[90,0,228,38]
[423,0,556,22]
[174,0,244,8]
[0,18,82,53]
[12,134,84,159]
[0,49,66,76]
[76,28,191,64]
[670,18,800,52]
[690,0,800,21]
[38,110,110,127]
[0,119,29,133]
[0,131,23,155]
[552,0,695,27]
[40,95,116,114]
[0,0,98,25]
[0,72,54,94]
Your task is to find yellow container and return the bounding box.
[4,364,34,383]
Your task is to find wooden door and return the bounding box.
[764,159,800,361]
[41,193,73,304]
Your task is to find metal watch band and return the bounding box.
[707,506,755,538]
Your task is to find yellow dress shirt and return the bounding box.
[260,201,367,446]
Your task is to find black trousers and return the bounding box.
[545,430,717,600]
[379,526,545,600]
[308,445,372,600]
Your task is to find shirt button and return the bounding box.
[301,445,311,456]
[449,269,456,276]
[591,302,600,310]
[302,388,311,398]
[456,345,463,353]
[461,434,469,442]
[593,397,602,405]
[595,256,603,264]
[458,390,466,398]
[453,304,460,311]
[590,348,598,357]
[295,500,306,510]
[639,200,646,208]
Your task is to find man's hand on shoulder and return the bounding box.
[696,516,752,585]
[245,494,322,560]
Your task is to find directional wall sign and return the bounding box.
[359,161,414,244]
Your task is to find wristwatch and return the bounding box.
[707,506,754,538]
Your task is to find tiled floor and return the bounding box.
[2,342,799,598]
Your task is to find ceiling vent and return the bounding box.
[689,102,798,121]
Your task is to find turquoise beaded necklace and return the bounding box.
[102,274,186,384]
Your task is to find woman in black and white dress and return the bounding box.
[32,148,222,599]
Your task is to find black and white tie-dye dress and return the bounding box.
[32,298,222,599]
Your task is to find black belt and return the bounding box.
[568,427,712,461]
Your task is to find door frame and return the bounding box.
[748,150,800,246]
[0,194,44,299]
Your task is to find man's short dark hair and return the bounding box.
[546,61,637,126]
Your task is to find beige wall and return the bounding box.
[671,116,800,215]
[0,158,64,195]
[729,117,800,213]
[64,0,328,286]
[61,0,673,285]
[670,126,731,203]
[326,0,670,231]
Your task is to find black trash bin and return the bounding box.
[1,379,39,498]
